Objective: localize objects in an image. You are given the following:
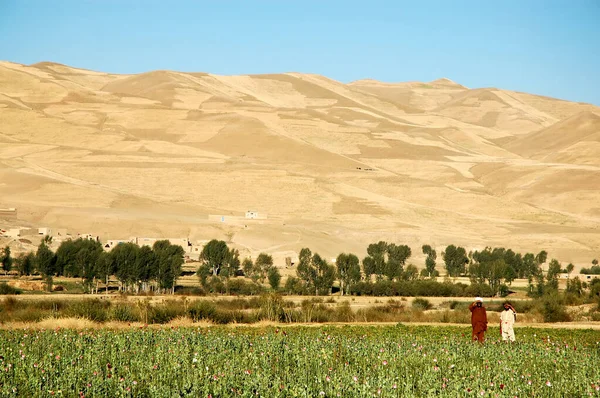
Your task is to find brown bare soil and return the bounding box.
[1,61,599,272]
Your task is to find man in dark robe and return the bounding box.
[469,297,487,343]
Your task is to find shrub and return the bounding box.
[541,294,571,322]
[10,308,47,323]
[227,279,264,295]
[510,300,536,314]
[284,277,311,295]
[67,299,110,322]
[187,300,217,322]
[0,282,20,295]
[1,296,20,312]
[331,301,354,322]
[498,284,510,297]
[442,300,470,311]
[412,298,433,310]
[258,293,285,321]
[464,283,493,297]
[580,265,600,275]
[111,304,140,322]
[147,301,185,324]
[175,286,206,296]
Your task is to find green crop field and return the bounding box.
[1,325,599,397]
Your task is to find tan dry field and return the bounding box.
[1,61,600,271]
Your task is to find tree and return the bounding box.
[242,258,254,280]
[486,259,507,295]
[222,248,240,280]
[336,253,361,296]
[268,267,281,290]
[566,263,574,277]
[362,256,376,281]
[1,246,13,273]
[546,259,561,290]
[535,250,548,266]
[249,253,273,284]
[95,251,116,293]
[15,252,35,276]
[153,240,184,294]
[36,241,56,291]
[442,245,468,277]
[469,247,511,294]
[55,239,77,276]
[403,264,419,281]
[592,259,598,266]
[297,248,335,295]
[364,241,387,281]
[566,277,583,297]
[504,265,516,285]
[198,240,230,277]
[55,238,103,282]
[422,245,437,278]
[112,242,139,291]
[134,246,158,292]
[385,244,411,280]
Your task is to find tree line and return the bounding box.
[5,237,184,293]
[2,238,597,297]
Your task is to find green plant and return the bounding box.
[412,297,433,310]
[0,282,19,295]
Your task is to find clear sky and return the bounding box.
[1,0,599,104]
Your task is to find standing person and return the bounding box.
[500,302,517,342]
[469,297,487,343]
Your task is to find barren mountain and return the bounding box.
[1,61,599,267]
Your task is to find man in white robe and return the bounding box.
[500,302,516,342]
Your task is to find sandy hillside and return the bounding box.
[0,61,599,269]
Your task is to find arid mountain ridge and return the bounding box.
[0,61,599,267]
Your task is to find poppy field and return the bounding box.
[1,325,599,397]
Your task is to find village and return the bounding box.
[0,207,300,273]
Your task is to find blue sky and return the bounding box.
[1,1,599,104]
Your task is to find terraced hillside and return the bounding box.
[1,61,599,266]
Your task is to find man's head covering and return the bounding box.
[475,297,483,303]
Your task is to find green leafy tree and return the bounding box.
[362,256,376,281]
[267,267,281,290]
[153,240,184,294]
[469,247,511,294]
[35,241,56,291]
[15,252,35,276]
[504,265,517,285]
[336,253,361,296]
[422,245,437,278]
[242,258,254,280]
[486,259,507,295]
[546,259,561,290]
[222,248,241,279]
[55,238,103,282]
[1,246,13,273]
[198,240,230,277]
[385,244,411,280]
[566,263,574,277]
[566,277,583,297]
[297,248,317,289]
[135,246,158,292]
[535,250,548,266]
[249,253,273,284]
[55,239,77,276]
[442,245,468,277]
[593,259,599,266]
[297,248,335,295]
[95,251,116,293]
[112,242,140,291]
[403,264,419,281]
[364,241,387,281]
